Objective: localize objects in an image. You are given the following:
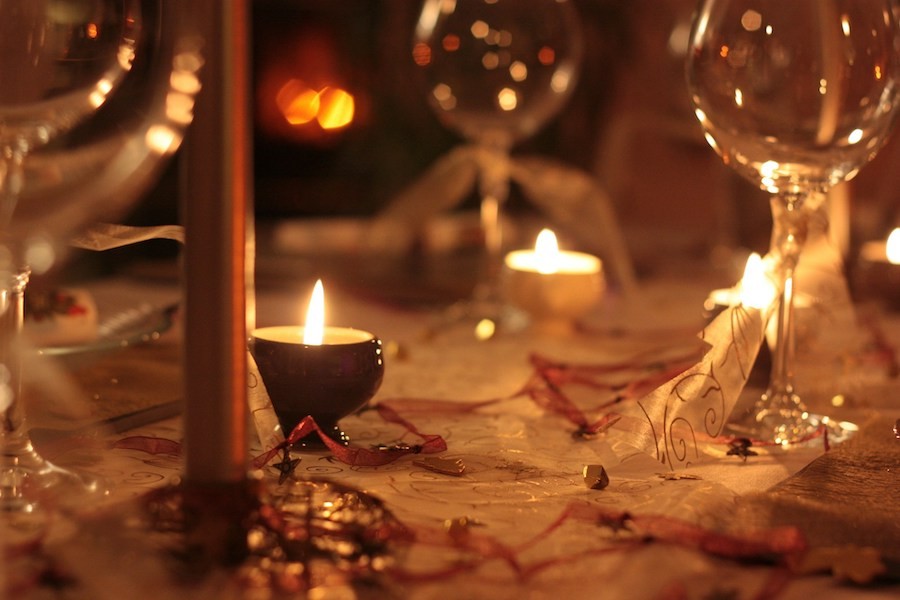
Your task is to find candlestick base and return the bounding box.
[178,479,260,572]
[140,477,400,593]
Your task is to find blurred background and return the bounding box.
[72,0,900,288]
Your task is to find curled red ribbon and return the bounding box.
[252,407,448,469]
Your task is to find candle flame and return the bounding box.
[304,279,325,345]
[739,253,777,309]
[887,228,900,264]
[534,229,560,275]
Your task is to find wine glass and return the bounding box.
[412,0,583,329]
[1,0,200,514]
[686,0,900,442]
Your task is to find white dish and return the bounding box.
[36,303,177,358]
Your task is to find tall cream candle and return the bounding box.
[182,0,251,485]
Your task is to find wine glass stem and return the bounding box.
[0,148,26,230]
[475,146,510,299]
[766,194,808,408]
[769,262,796,397]
[1,269,29,439]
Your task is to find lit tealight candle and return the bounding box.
[857,228,900,308]
[502,229,604,335]
[703,253,778,389]
[249,279,384,446]
[705,253,778,313]
[739,252,778,310]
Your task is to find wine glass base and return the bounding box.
[1,444,108,514]
[726,388,858,447]
[423,291,528,341]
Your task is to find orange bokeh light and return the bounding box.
[316,87,354,130]
[275,79,355,131]
[412,42,432,66]
[537,46,555,65]
[442,34,461,52]
[277,79,319,125]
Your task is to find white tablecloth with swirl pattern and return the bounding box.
[5,271,899,600]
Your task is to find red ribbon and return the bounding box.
[112,436,182,456]
[377,350,698,439]
[252,408,448,469]
[115,341,826,475]
[385,500,807,585]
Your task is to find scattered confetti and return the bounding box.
[583,464,609,490]
[414,456,467,476]
[444,516,482,539]
[271,449,300,484]
[726,438,758,461]
[656,472,702,481]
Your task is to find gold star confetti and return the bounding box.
[272,450,301,484]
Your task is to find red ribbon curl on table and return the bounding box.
[380,350,700,439]
[252,406,448,469]
[113,342,824,476]
[113,436,182,456]
[383,500,807,588]
[246,345,690,471]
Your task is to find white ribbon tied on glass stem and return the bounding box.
[368,145,638,295]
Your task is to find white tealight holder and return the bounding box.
[502,229,604,335]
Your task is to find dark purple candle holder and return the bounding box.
[249,326,384,446]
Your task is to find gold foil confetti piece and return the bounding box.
[582,464,609,490]
[413,456,467,476]
[656,472,702,481]
[443,516,482,539]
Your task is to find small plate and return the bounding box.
[37,303,178,358]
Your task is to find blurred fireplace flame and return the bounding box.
[275,79,355,131]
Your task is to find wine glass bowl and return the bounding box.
[1,0,201,513]
[688,2,900,196]
[0,0,140,155]
[413,0,583,152]
[686,0,900,442]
